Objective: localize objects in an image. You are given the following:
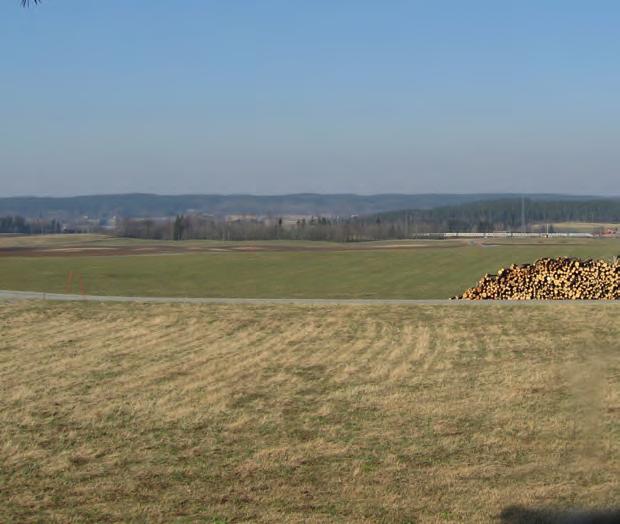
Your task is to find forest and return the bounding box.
[116,198,620,241]
[0,216,62,235]
[3,198,619,241]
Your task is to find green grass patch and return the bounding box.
[0,237,618,298]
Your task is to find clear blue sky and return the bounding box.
[1,1,619,196]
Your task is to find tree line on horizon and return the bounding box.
[116,198,620,241]
[374,198,620,234]
[3,198,619,240]
[0,216,61,235]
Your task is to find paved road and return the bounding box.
[0,290,618,306]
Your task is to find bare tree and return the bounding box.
[22,1,42,6]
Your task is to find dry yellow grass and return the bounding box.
[1,302,619,522]
[0,234,109,248]
[549,222,620,233]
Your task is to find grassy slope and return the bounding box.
[0,238,619,298]
[1,302,618,522]
[550,222,620,233]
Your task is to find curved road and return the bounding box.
[0,290,618,306]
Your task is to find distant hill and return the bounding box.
[0,193,607,219]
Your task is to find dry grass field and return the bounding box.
[549,222,620,233]
[1,302,619,522]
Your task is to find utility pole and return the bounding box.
[521,196,526,234]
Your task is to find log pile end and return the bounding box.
[455,257,620,300]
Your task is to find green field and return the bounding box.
[0,235,619,298]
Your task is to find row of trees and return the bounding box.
[115,198,620,242]
[377,198,620,232]
[116,214,471,242]
[0,215,62,235]
[5,198,618,240]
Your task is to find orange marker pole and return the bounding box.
[65,271,74,294]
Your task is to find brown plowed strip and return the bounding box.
[0,242,463,257]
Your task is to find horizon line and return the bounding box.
[2,191,618,200]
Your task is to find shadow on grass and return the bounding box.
[500,506,620,524]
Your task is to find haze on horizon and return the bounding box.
[1,1,619,198]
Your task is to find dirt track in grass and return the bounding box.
[0,240,457,258]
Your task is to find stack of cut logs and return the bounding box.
[456,257,620,300]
